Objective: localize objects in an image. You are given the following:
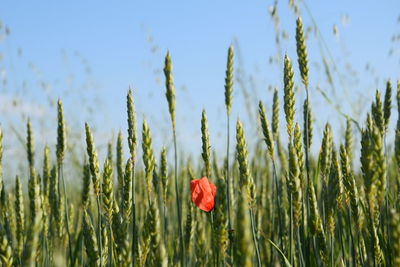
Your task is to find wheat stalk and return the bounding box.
[236,119,261,267]
[163,51,185,267]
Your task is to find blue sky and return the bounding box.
[0,1,399,173]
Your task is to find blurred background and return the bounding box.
[0,0,399,180]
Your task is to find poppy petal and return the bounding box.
[190,177,217,212]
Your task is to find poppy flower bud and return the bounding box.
[190,177,217,212]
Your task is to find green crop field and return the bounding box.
[0,2,399,267]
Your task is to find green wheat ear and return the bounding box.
[236,119,251,188]
[225,45,234,115]
[272,89,280,140]
[49,165,62,237]
[85,123,101,197]
[15,175,25,259]
[235,119,260,265]
[361,127,373,202]
[303,98,313,148]
[294,123,305,188]
[371,123,386,208]
[284,54,296,139]
[102,159,114,224]
[42,145,51,198]
[0,230,13,267]
[296,17,309,89]
[83,211,100,266]
[384,79,392,132]
[345,118,353,167]
[340,145,362,229]
[28,168,40,223]
[319,123,333,177]
[390,208,400,265]
[326,147,343,234]
[122,159,132,221]
[26,119,35,170]
[127,88,137,161]
[371,90,384,134]
[141,201,165,266]
[258,101,274,159]
[81,162,91,209]
[107,141,113,163]
[361,118,385,219]
[184,199,194,255]
[116,131,124,195]
[287,142,302,228]
[23,167,42,267]
[160,147,168,205]
[101,218,109,264]
[164,51,176,131]
[201,109,211,178]
[56,99,66,165]
[142,119,155,198]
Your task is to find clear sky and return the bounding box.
[0,1,399,173]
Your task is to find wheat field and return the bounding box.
[0,15,399,267]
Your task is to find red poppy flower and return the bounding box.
[190,177,217,212]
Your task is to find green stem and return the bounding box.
[304,87,311,193]
[80,226,84,266]
[357,234,365,266]
[383,136,392,264]
[210,211,217,266]
[330,235,334,267]
[173,129,185,267]
[249,208,262,267]
[96,195,103,267]
[311,236,320,266]
[297,227,305,267]
[163,201,167,242]
[346,207,356,266]
[60,164,73,264]
[131,158,137,266]
[338,211,345,264]
[367,197,379,267]
[290,193,293,266]
[272,160,283,246]
[226,112,233,263]
[108,224,114,267]
[304,87,312,267]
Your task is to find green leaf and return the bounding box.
[268,239,292,267]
